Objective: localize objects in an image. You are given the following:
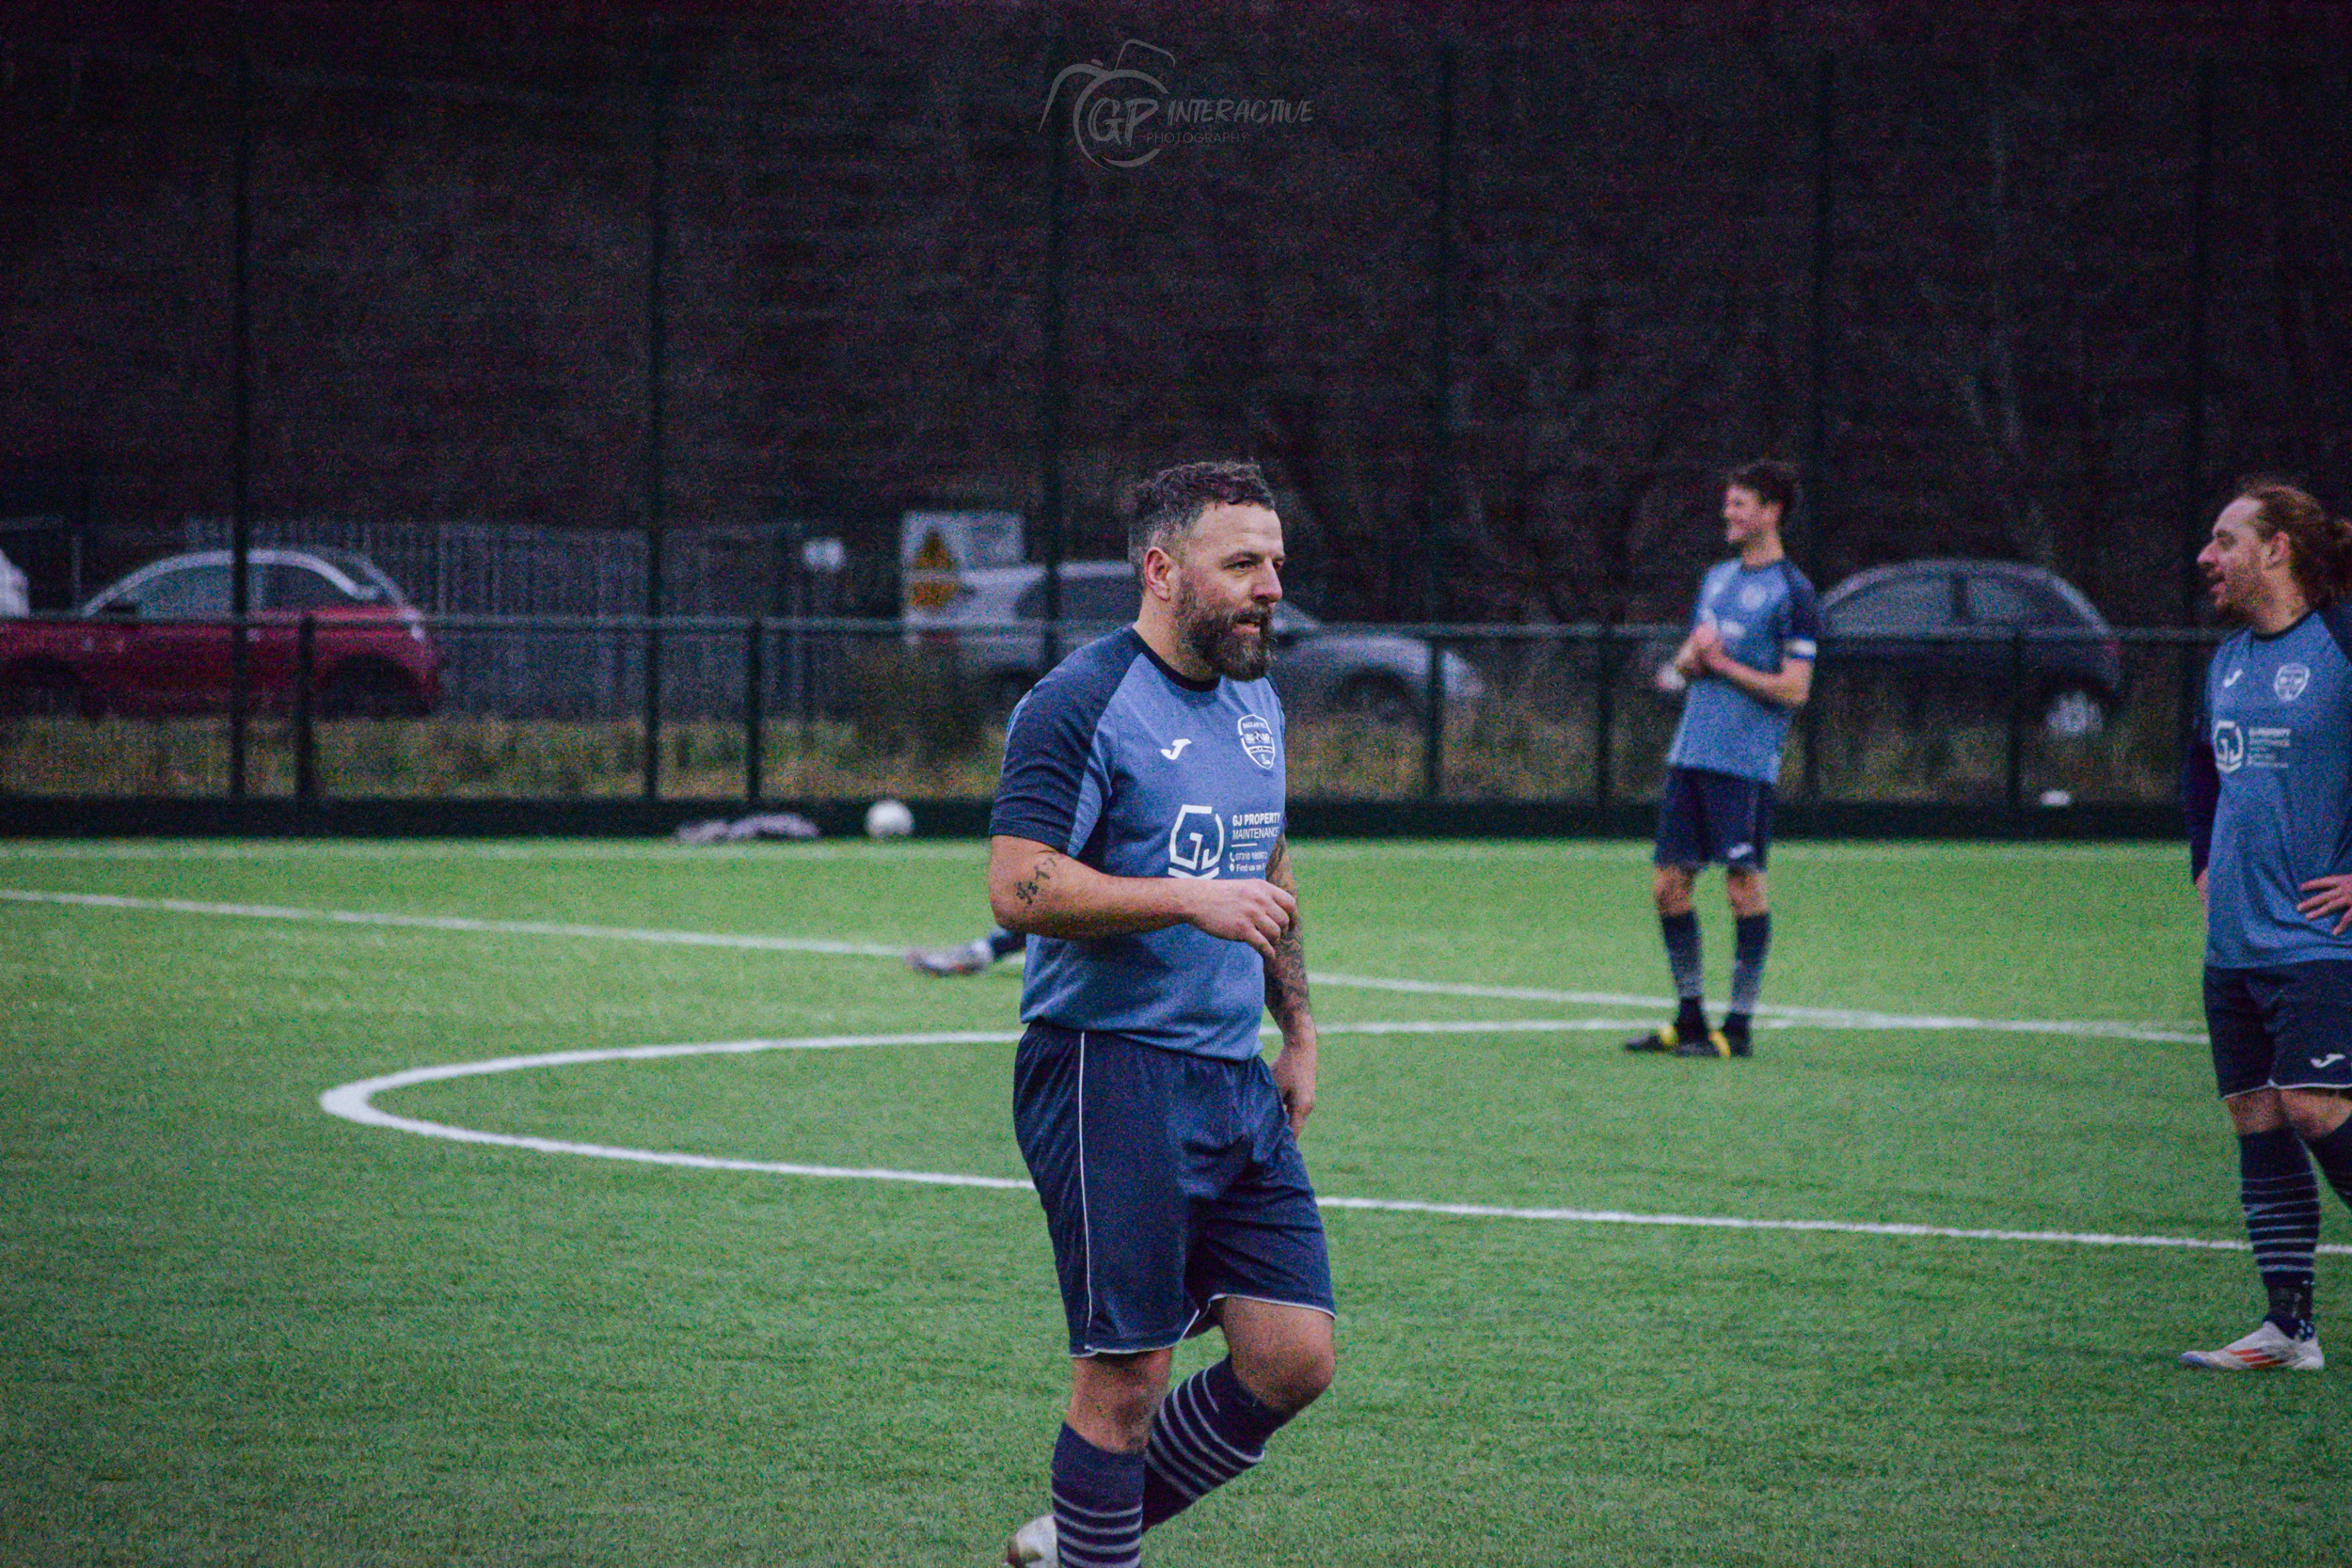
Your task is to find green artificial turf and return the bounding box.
[3,837,2345,1566]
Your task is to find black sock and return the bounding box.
[1729,912,1771,1018]
[987,927,1026,961]
[1661,911,1705,1035]
[1721,1010,1752,1041]
[2238,1128,2319,1336]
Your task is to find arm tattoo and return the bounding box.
[1265,921,1311,1028]
[1263,837,1311,1028]
[1012,852,1057,908]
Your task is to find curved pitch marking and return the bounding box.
[320,1030,2342,1257]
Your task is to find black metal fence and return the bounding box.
[0,613,2217,816]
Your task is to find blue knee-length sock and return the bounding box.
[1141,1358,1289,1529]
[1052,1424,1145,1568]
[2239,1128,2320,1335]
[2306,1117,2352,1212]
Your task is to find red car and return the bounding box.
[0,547,444,718]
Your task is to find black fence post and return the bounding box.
[228,618,250,800]
[1801,679,1821,800]
[1419,40,1458,626]
[293,613,316,801]
[642,620,660,800]
[2179,55,2216,627]
[798,617,815,756]
[1421,636,1445,800]
[1038,73,1070,673]
[745,613,765,805]
[1800,52,1836,571]
[640,28,670,804]
[228,44,253,802]
[2005,629,2026,814]
[2174,57,2217,764]
[1592,625,1616,806]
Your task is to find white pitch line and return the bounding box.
[0,887,908,959]
[0,886,2203,1043]
[0,839,988,864]
[319,1032,2346,1257]
[1311,971,2204,1044]
[0,838,2187,864]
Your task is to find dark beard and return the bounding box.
[1176,579,1273,680]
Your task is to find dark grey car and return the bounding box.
[1817,560,2126,736]
[908,561,1483,720]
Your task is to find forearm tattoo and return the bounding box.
[1263,838,1311,1028]
[1013,851,1058,908]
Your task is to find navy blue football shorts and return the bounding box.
[2203,960,2352,1099]
[1653,765,1773,871]
[1012,1022,1337,1357]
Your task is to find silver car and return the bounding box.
[907,560,1483,721]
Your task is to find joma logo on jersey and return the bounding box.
[2275,663,2312,701]
[2212,720,2245,773]
[1166,803,1225,878]
[1236,713,1277,769]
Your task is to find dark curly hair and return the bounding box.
[1726,459,1799,517]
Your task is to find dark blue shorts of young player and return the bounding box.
[2204,960,2352,1099]
[1653,765,1774,871]
[1012,1022,1337,1356]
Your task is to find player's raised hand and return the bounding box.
[1179,878,1296,961]
[1671,623,1721,677]
[2296,872,2352,934]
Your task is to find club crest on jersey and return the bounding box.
[2212,720,2245,773]
[1166,803,1225,878]
[1236,713,1277,769]
[1738,582,1772,611]
[2275,663,2311,701]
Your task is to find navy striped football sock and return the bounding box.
[2239,1128,2319,1335]
[1140,1358,1288,1529]
[2306,1116,2352,1212]
[1052,1424,1145,1568]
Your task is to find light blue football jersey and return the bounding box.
[2201,610,2352,969]
[990,628,1286,1060]
[1665,558,1822,784]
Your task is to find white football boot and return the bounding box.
[2180,1319,2326,1370]
[907,938,993,976]
[1003,1513,1057,1566]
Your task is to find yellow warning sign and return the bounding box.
[906,529,960,611]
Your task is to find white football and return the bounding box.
[865,798,914,839]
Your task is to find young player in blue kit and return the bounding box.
[987,461,1333,1565]
[2180,480,2352,1370]
[1626,461,1820,1059]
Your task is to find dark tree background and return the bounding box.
[2,1,2345,623]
